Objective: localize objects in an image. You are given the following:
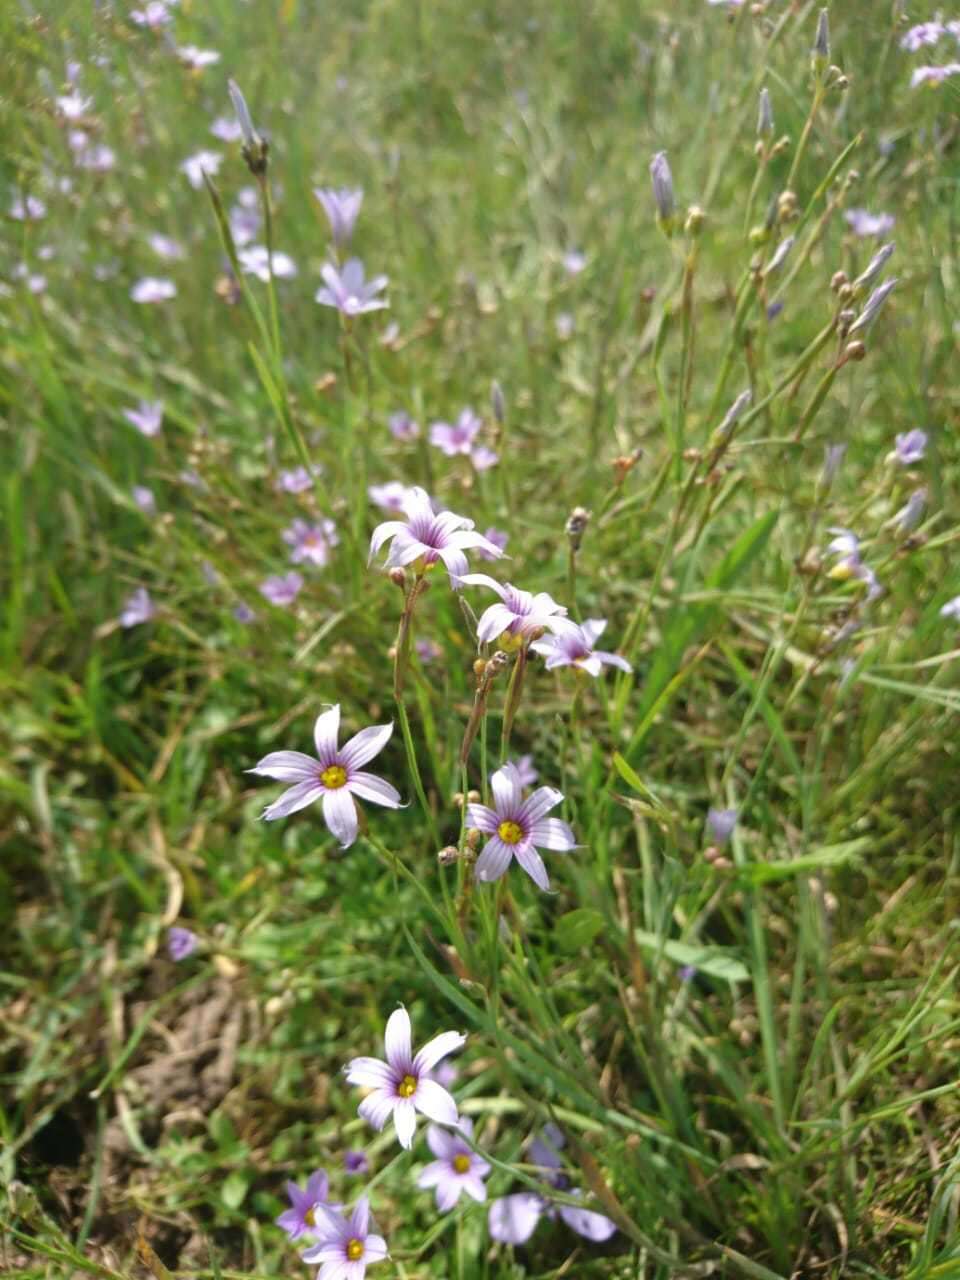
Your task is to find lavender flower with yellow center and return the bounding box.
[283,517,338,567]
[417,1119,490,1211]
[344,1007,464,1149]
[316,258,388,316]
[530,619,632,677]
[300,1198,387,1280]
[368,486,504,588]
[466,762,576,891]
[276,1169,336,1242]
[457,573,573,648]
[248,705,400,847]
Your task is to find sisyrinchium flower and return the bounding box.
[844,209,895,238]
[259,571,303,606]
[824,529,883,601]
[167,926,197,961]
[180,150,222,190]
[131,277,176,303]
[531,619,632,677]
[314,188,364,249]
[283,517,338,567]
[387,411,419,441]
[368,482,416,513]
[509,754,538,787]
[10,194,46,221]
[238,246,298,282]
[368,486,505,588]
[488,1125,616,1245]
[910,63,960,89]
[123,399,164,437]
[249,705,400,846]
[343,1150,369,1176]
[707,807,737,845]
[276,1169,337,1242]
[276,464,321,493]
[901,21,944,52]
[301,1198,387,1280]
[457,574,573,647]
[466,762,576,891]
[649,151,675,227]
[417,1118,490,1211]
[148,232,184,260]
[940,596,960,621]
[888,429,927,466]
[316,258,388,316]
[429,408,482,457]
[120,587,155,628]
[132,485,156,515]
[478,527,508,561]
[345,1006,465,1150]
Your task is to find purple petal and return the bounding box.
[437,545,469,583]
[262,780,324,821]
[580,618,608,646]
[340,723,394,770]
[425,1124,458,1160]
[344,1056,393,1089]
[518,786,564,825]
[462,1174,488,1202]
[558,1202,618,1241]
[529,817,577,851]
[368,519,407,561]
[364,1234,388,1262]
[417,1158,446,1189]
[347,772,402,808]
[357,1089,395,1131]
[414,1030,466,1074]
[384,1007,412,1068]
[348,1197,370,1238]
[413,1078,459,1125]
[465,803,499,834]
[595,650,632,673]
[476,603,516,644]
[248,750,320,782]
[515,843,551,891]
[435,1177,464,1212]
[313,706,341,763]
[317,1262,349,1280]
[322,788,359,848]
[576,655,603,678]
[456,572,506,596]
[475,836,513,883]
[393,1097,417,1148]
[490,765,522,816]
[488,1193,543,1245]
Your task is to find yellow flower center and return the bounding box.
[304,1207,316,1228]
[398,1073,418,1098]
[497,819,524,846]
[497,630,524,653]
[320,764,348,789]
[453,1153,471,1174]
[346,1239,364,1261]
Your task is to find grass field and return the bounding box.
[3,1,960,1277]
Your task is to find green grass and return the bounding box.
[3,1,960,1277]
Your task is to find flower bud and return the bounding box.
[684,204,706,236]
[649,151,676,234]
[842,340,867,362]
[565,505,591,551]
[388,567,407,589]
[849,278,897,335]
[757,87,774,136]
[777,190,798,222]
[813,8,830,64]
[438,845,461,866]
[851,242,894,295]
[830,270,848,292]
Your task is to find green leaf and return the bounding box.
[736,838,870,886]
[220,1170,250,1211]
[556,908,606,952]
[633,929,749,983]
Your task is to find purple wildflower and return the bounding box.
[531,619,632,677]
[276,465,321,493]
[123,399,164,437]
[314,188,364,248]
[167,927,197,961]
[555,311,574,340]
[466,762,576,892]
[230,194,261,247]
[180,150,222,190]
[562,250,586,276]
[344,1006,464,1149]
[509,755,538,787]
[12,265,47,294]
[233,601,256,623]
[891,489,926,534]
[388,411,419,441]
[210,116,243,142]
[238,246,298,281]
[940,596,960,620]
[300,1198,388,1280]
[429,408,481,457]
[276,1169,335,1242]
[75,142,116,172]
[415,637,442,664]
[343,1150,369,1176]
[417,1119,491,1211]
[649,151,675,225]
[248,704,400,845]
[889,429,927,465]
[10,194,46,221]
[316,259,388,316]
[707,808,737,845]
[478,527,508,561]
[130,1,173,27]
[911,63,960,88]
[470,445,499,471]
[283,517,338,567]
[259,572,304,606]
[368,486,505,588]
[488,1126,616,1245]
[148,233,185,260]
[131,277,176,303]
[119,587,155,628]
[457,574,573,645]
[132,485,157,515]
[55,92,91,119]
[178,45,221,70]
[825,529,883,601]
[844,209,895,238]
[900,22,944,52]
[368,482,416,513]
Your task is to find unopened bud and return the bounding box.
[473,658,487,681]
[649,151,676,234]
[711,388,752,446]
[490,380,506,424]
[830,270,848,292]
[848,278,897,335]
[763,236,795,278]
[388,567,407,589]
[228,78,268,177]
[757,87,774,136]
[851,242,894,295]
[565,506,591,551]
[813,8,830,63]
[684,204,706,236]
[837,308,857,336]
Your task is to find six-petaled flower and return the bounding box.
[345,1007,464,1149]
[316,258,388,316]
[457,574,573,647]
[417,1118,491,1211]
[276,1169,337,1242]
[369,486,505,587]
[466,762,576,891]
[531,619,632,677]
[300,1198,388,1280]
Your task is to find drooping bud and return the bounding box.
[762,235,795,278]
[649,151,676,234]
[757,87,774,137]
[684,204,706,236]
[711,389,753,447]
[851,242,894,295]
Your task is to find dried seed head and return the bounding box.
[830,270,848,292]
[438,845,461,866]
[777,190,798,222]
[837,308,857,336]
[684,204,706,236]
